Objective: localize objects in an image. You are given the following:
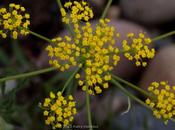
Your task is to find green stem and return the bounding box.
[112,74,151,97]
[101,0,113,19]
[29,30,53,43]
[56,0,62,8]
[56,0,75,37]
[152,30,175,42]
[111,79,149,108]
[86,91,93,130]
[0,67,56,83]
[61,67,80,93]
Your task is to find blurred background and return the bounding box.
[0,0,175,130]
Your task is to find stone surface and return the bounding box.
[120,0,175,24]
[112,106,175,130]
[139,44,175,90]
[107,6,121,19]
[0,80,17,96]
[94,91,127,124]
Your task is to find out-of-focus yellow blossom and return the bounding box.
[145,81,175,124]
[41,91,77,129]
[46,19,120,95]
[0,3,30,39]
[60,1,93,24]
[122,32,155,67]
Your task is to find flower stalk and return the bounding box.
[29,30,53,43]
[111,78,149,108]
[0,67,56,83]
[101,0,113,19]
[152,30,175,42]
[111,74,152,97]
[56,0,75,36]
[61,67,81,93]
[86,90,93,130]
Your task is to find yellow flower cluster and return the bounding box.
[0,3,30,39]
[46,36,81,72]
[46,19,120,95]
[42,91,77,129]
[122,32,155,67]
[47,1,155,95]
[75,19,120,95]
[60,1,93,24]
[146,81,175,123]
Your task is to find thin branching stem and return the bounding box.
[111,74,152,97]
[152,30,175,42]
[56,0,75,37]
[61,67,81,93]
[111,78,149,108]
[121,97,131,115]
[0,67,56,83]
[86,91,93,130]
[101,0,113,19]
[29,30,53,43]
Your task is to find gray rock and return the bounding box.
[139,44,175,90]
[89,0,105,9]
[107,6,121,19]
[112,106,175,130]
[120,0,175,24]
[0,80,17,96]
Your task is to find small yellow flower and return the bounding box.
[145,81,175,123]
[75,73,80,79]
[41,91,77,129]
[50,92,56,99]
[60,8,66,17]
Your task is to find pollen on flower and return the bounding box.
[46,36,81,71]
[0,3,30,39]
[61,1,94,24]
[122,32,155,67]
[41,91,77,129]
[74,19,120,95]
[145,81,175,124]
[46,18,120,95]
[47,1,122,95]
